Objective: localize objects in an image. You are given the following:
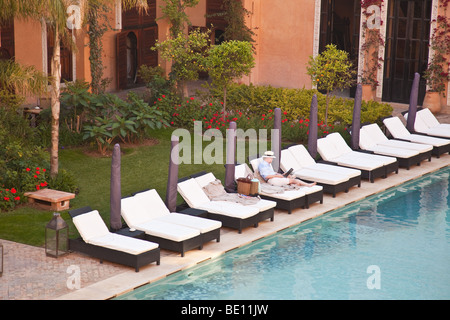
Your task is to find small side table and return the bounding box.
[24,188,75,211]
[113,227,145,239]
[179,207,208,218]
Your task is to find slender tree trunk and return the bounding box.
[325,91,330,126]
[50,24,61,178]
[223,86,227,117]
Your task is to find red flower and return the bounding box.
[11,188,16,194]
[36,185,40,190]
[26,168,31,172]
[14,196,20,201]
[3,197,9,201]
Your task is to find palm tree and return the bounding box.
[0,59,48,99]
[0,0,148,178]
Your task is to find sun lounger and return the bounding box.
[177,173,275,233]
[235,162,310,214]
[317,132,399,182]
[120,189,222,256]
[121,192,215,257]
[383,116,450,158]
[404,108,450,138]
[359,123,432,169]
[69,207,160,272]
[246,156,324,207]
[279,144,361,197]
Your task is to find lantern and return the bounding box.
[0,242,3,276]
[45,213,69,258]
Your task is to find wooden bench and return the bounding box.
[24,188,76,211]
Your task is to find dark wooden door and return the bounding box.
[382,0,432,104]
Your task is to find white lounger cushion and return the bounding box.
[72,210,158,255]
[177,178,212,208]
[193,172,276,211]
[132,189,221,233]
[360,124,432,153]
[285,145,361,178]
[89,233,159,255]
[418,108,443,128]
[279,150,348,184]
[317,133,396,171]
[326,132,397,165]
[177,177,260,219]
[383,117,450,147]
[359,126,419,157]
[408,111,450,138]
[196,201,259,219]
[121,196,201,242]
[411,108,450,131]
[131,219,200,242]
[156,213,221,233]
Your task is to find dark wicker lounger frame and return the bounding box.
[122,193,220,257]
[68,206,160,272]
[179,173,274,234]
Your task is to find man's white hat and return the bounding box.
[262,150,276,158]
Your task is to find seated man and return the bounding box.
[258,151,316,187]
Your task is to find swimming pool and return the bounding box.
[116,167,450,300]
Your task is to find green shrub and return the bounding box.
[224,84,392,125]
[47,169,79,194]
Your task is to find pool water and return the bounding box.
[116,167,450,300]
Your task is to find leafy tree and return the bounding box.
[307,44,356,125]
[212,0,255,44]
[153,28,210,97]
[0,0,149,178]
[206,40,255,115]
[159,0,200,37]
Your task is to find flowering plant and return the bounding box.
[360,0,384,89]
[424,0,450,93]
[0,186,21,211]
[0,166,48,212]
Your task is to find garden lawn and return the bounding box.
[0,128,229,247]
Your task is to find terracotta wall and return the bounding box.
[248,0,315,89]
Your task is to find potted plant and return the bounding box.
[360,0,384,101]
[423,0,450,113]
[307,44,356,126]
